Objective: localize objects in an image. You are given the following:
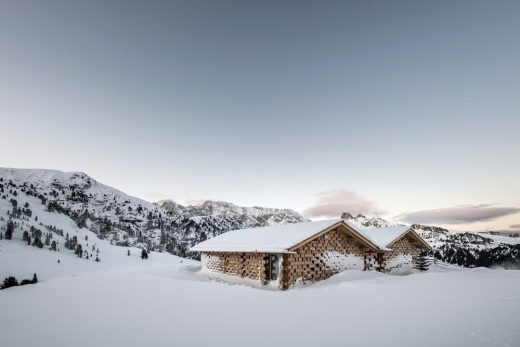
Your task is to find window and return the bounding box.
[265,254,280,281]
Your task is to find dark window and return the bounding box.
[266,254,280,281]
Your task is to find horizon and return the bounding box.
[1,1,519,233]
[1,165,517,234]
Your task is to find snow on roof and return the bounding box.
[351,223,410,250]
[190,219,344,253]
[190,219,412,253]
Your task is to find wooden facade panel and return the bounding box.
[203,252,266,282]
[280,226,366,289]
[199,228,430,290]
[382,235,420,273]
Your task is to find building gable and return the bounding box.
[282,226,369,288]
[387,228,432,251]
[288,222,380,253]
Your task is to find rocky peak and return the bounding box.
[340,211,394,228]
[411,224,450,235]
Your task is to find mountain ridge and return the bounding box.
[340,211,520,268]
[0,167,308,259]
[1,167,519,268]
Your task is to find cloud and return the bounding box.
[303,189,378,219]
[511,224,520,229]
[396,205,520,225]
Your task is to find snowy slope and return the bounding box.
[1,170,519,347]
[1,202,518,347]
[2,166,518,269]
[0,229,187,281]
[0,182,188,281]
[0,258,518,347]
[473,233,520,246]
[0,167,308,260]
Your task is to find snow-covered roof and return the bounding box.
[190,219,343,253]
[354,224,410,251]
[190,219,413,253]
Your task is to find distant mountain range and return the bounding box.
[340,212,520,268]
[1,167,518,268]
[0,168,307,259]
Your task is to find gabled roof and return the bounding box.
[355,224,411,250]
[190,219,431,253]
[190,219,348,253]
[387,228,433,251]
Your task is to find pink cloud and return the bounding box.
[303,189,378,219]
[396,205,520,225]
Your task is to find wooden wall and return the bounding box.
[202,251,266,282]
[200,230,428,289]
[279,226,367,289]
[382,235,420,273]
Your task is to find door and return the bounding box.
[265,254,280,281]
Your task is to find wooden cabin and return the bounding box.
[190,219,432,289]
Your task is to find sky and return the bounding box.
[0,0,519,232]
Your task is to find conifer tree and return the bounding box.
[64,233,70,248]
[5,220,14,240]
[414,251,432,272]
[45,233,51,246]
[1,276,18,289]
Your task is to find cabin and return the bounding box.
[190,219,432,289]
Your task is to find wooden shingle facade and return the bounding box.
[191,219,432,290]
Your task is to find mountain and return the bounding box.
[157,199,306,226]
[2,166,518,269]
[340,212,395,228]
[0,168,308,259]
[341,212,520,268]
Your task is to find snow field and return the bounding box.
[1,245,519,347]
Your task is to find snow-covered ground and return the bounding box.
[479,233,520,245]
[1,178,519,347]
[1,239,519,347]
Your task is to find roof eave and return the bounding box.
[189,248,296,254]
